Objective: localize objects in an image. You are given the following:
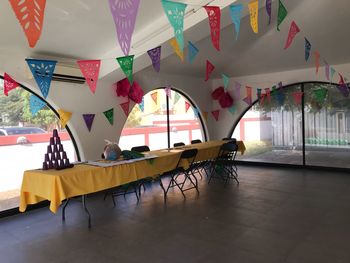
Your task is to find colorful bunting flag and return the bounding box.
[338,74,349,97]
[169,38,184,61]
[77,60,101,94]
[257,88,262,100]
[222,74,230,90]
[243,86,253,105]
[120,101,130,117]
[203,111,208,122]
[193,108,200,118]
[313,88,328,103]
[248,0,259,34]
[185,101,191,112]
[174,92,181,105]
[211,110,220,121]
[205,60,215,81]
[116,55,134,84]
[314,51,320,74]
[162,0,187,51]
[229,4,243,40]
[235,81,241,98]
[259,93,266,105]
[139,97,145,112]
[83,114,95,132]
[284,21,300,49]
[293,91,303,105]
[266,0,272,25]
[147,46,161,72]
[265,88,271,102]
[9,0,46,48]
[188,41,199,64]
[305,38,311,61]
[228,106,236,115]
[204,6,221,51]
[151,91,158,105]
[330,67,336,81]
[3,73,19,96]
[277,0,288,31]
[325,62,330,81]
[165,87,172,98]
[108,0,140,56]
[103,108,114,125]
[29,94,46,116]
[26,59,57,99]
[276,91,285,105]
[57,109,72,128]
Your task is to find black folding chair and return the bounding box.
[159,149,199,200]
[131,145,150,152]
[191,139,202,144]
[173,142,185,147]
[208,141,239,186]
[130,145,152,196]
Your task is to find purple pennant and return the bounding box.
[109,0,140,56]
[235,81,241,99]
[266,0,272,25]
[325,62,330,81]
[147,46,161,72]
[83,114,95,132]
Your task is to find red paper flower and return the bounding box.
[115,78,131,97]
[211,86,225,100]
[219,92,234,108]
[129,81,144,103]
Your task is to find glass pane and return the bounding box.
[304,83,350,168]
[232,85,303,164]
[0,80,77,212]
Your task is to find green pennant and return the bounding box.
[277,0,288,31]
[103,108,114,125]
[314,88,328,104]
[174,92,181,105]
[228,106,236,115]
[116,55,134,84]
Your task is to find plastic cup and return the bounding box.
[53,129,58,137]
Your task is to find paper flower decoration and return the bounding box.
[219,92,234,108]
[115,78,131,97]
[128,81,144,103]
[211,86,225,100]
[115,78,144,103]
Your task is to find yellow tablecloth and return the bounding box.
[20,140,245,213]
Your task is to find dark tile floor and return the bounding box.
[1,166,350,263]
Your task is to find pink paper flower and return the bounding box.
[219,92,234,108]
[115,78,131,97]
[128,81,144,103]
[211,86,225,100]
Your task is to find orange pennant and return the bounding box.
[203,111,208,121]
[4,73,19,96]
[314,51,320,74]
[9,0,47,48]
[169,38,184,61]
[151,92,158,105]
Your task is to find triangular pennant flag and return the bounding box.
[205,60,215,81]
[188,41,199,64]
[9,0,46,48]
[330,67,336,81]
[338,74,349,97]
[257,88,262,100]
[293,91,303,105]
[265,88,271,102]
[193,108,200,118]
[222,74,230,90]
[103,108,114,125]
[243,86,252,105]
[235,81,241,98]
[26,59,57,99]
[185,101,191,112]
[266,0,272,25]
[278,81,283,89]
[139,97,145,112]
[116,55,134,84]
[211,110,220,121]
[276,91,285,105]
[203,111,208,121]
[305,38,311,61]
[277,0,288,31]
[120,101,130,117]
[147,46,161,72]
[284,21,300,49]
[83,114,95,132]
[29,94,46,116]
[174,92,181,105]
[260,93,266,105]
[162,0,187,52]
[77,60,101,94]
[108,0,140,56]
[325,62,330,81]
[204,6,221,51]
[3,73,19,96]
[313,88,328,103]
[248,0,259,34]
[228,106,236,115]
[151,92,158,105]
[229,4,243,40]
[169,38,184,61]
[314,51,320,74]
[57,109,72,128]
[165,87,172,98]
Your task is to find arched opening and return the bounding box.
[230,82,350,169]
[119,87,207,150]
[0,77,80,212]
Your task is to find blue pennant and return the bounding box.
[188,41,199,64]
[229,4,243,40]
[305,38,311,62]
[139,97,145,112]
[26,59,57,99]
[29,94,46,116]
[193,108,200,118]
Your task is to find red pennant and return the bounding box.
[77,60,101,94]
[284,21,300,49]
[314,51,320,74]
[293,91,303,105]
[4,73,19,96]
[9,0,46,48]
[205,60,215,81]
[185,101,191,112]
[265,88,271,103]
[151,92,158,104]
[120,101,130,117]
[204,6,221,51]
[211,110,220,121]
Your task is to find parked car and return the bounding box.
[0,127,47,144]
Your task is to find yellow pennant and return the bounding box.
[169,38,184,62]
[203,111,208,122]
[57,109,72,128]
[248,0,259,34]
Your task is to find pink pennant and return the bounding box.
[185,101,191,112]
[284,21,300,49]
[204,6,221,51]
[120,101,130,117]
[205,60,215,81]
[314,51,320,74]
[164,87,172,98]
[77,60,101,94]
[259,93,266,105]
[4,73,19,96]
[265,88,271,103]
[211,110,220,121]
[293,92,303,105]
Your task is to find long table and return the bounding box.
[20,140,245,225]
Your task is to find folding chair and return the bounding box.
[173,142,185,147]
[191,139,202,144]
[208,141,239,186]
[104,183,140,207]
[131,145,150,152]
[159,149,199,200]
[130,145,151,196]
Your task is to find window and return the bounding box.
[0,78,79,212]
[119,88,206,150]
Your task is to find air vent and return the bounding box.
[52,73,85,84]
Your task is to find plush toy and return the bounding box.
[103,140,122,161]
